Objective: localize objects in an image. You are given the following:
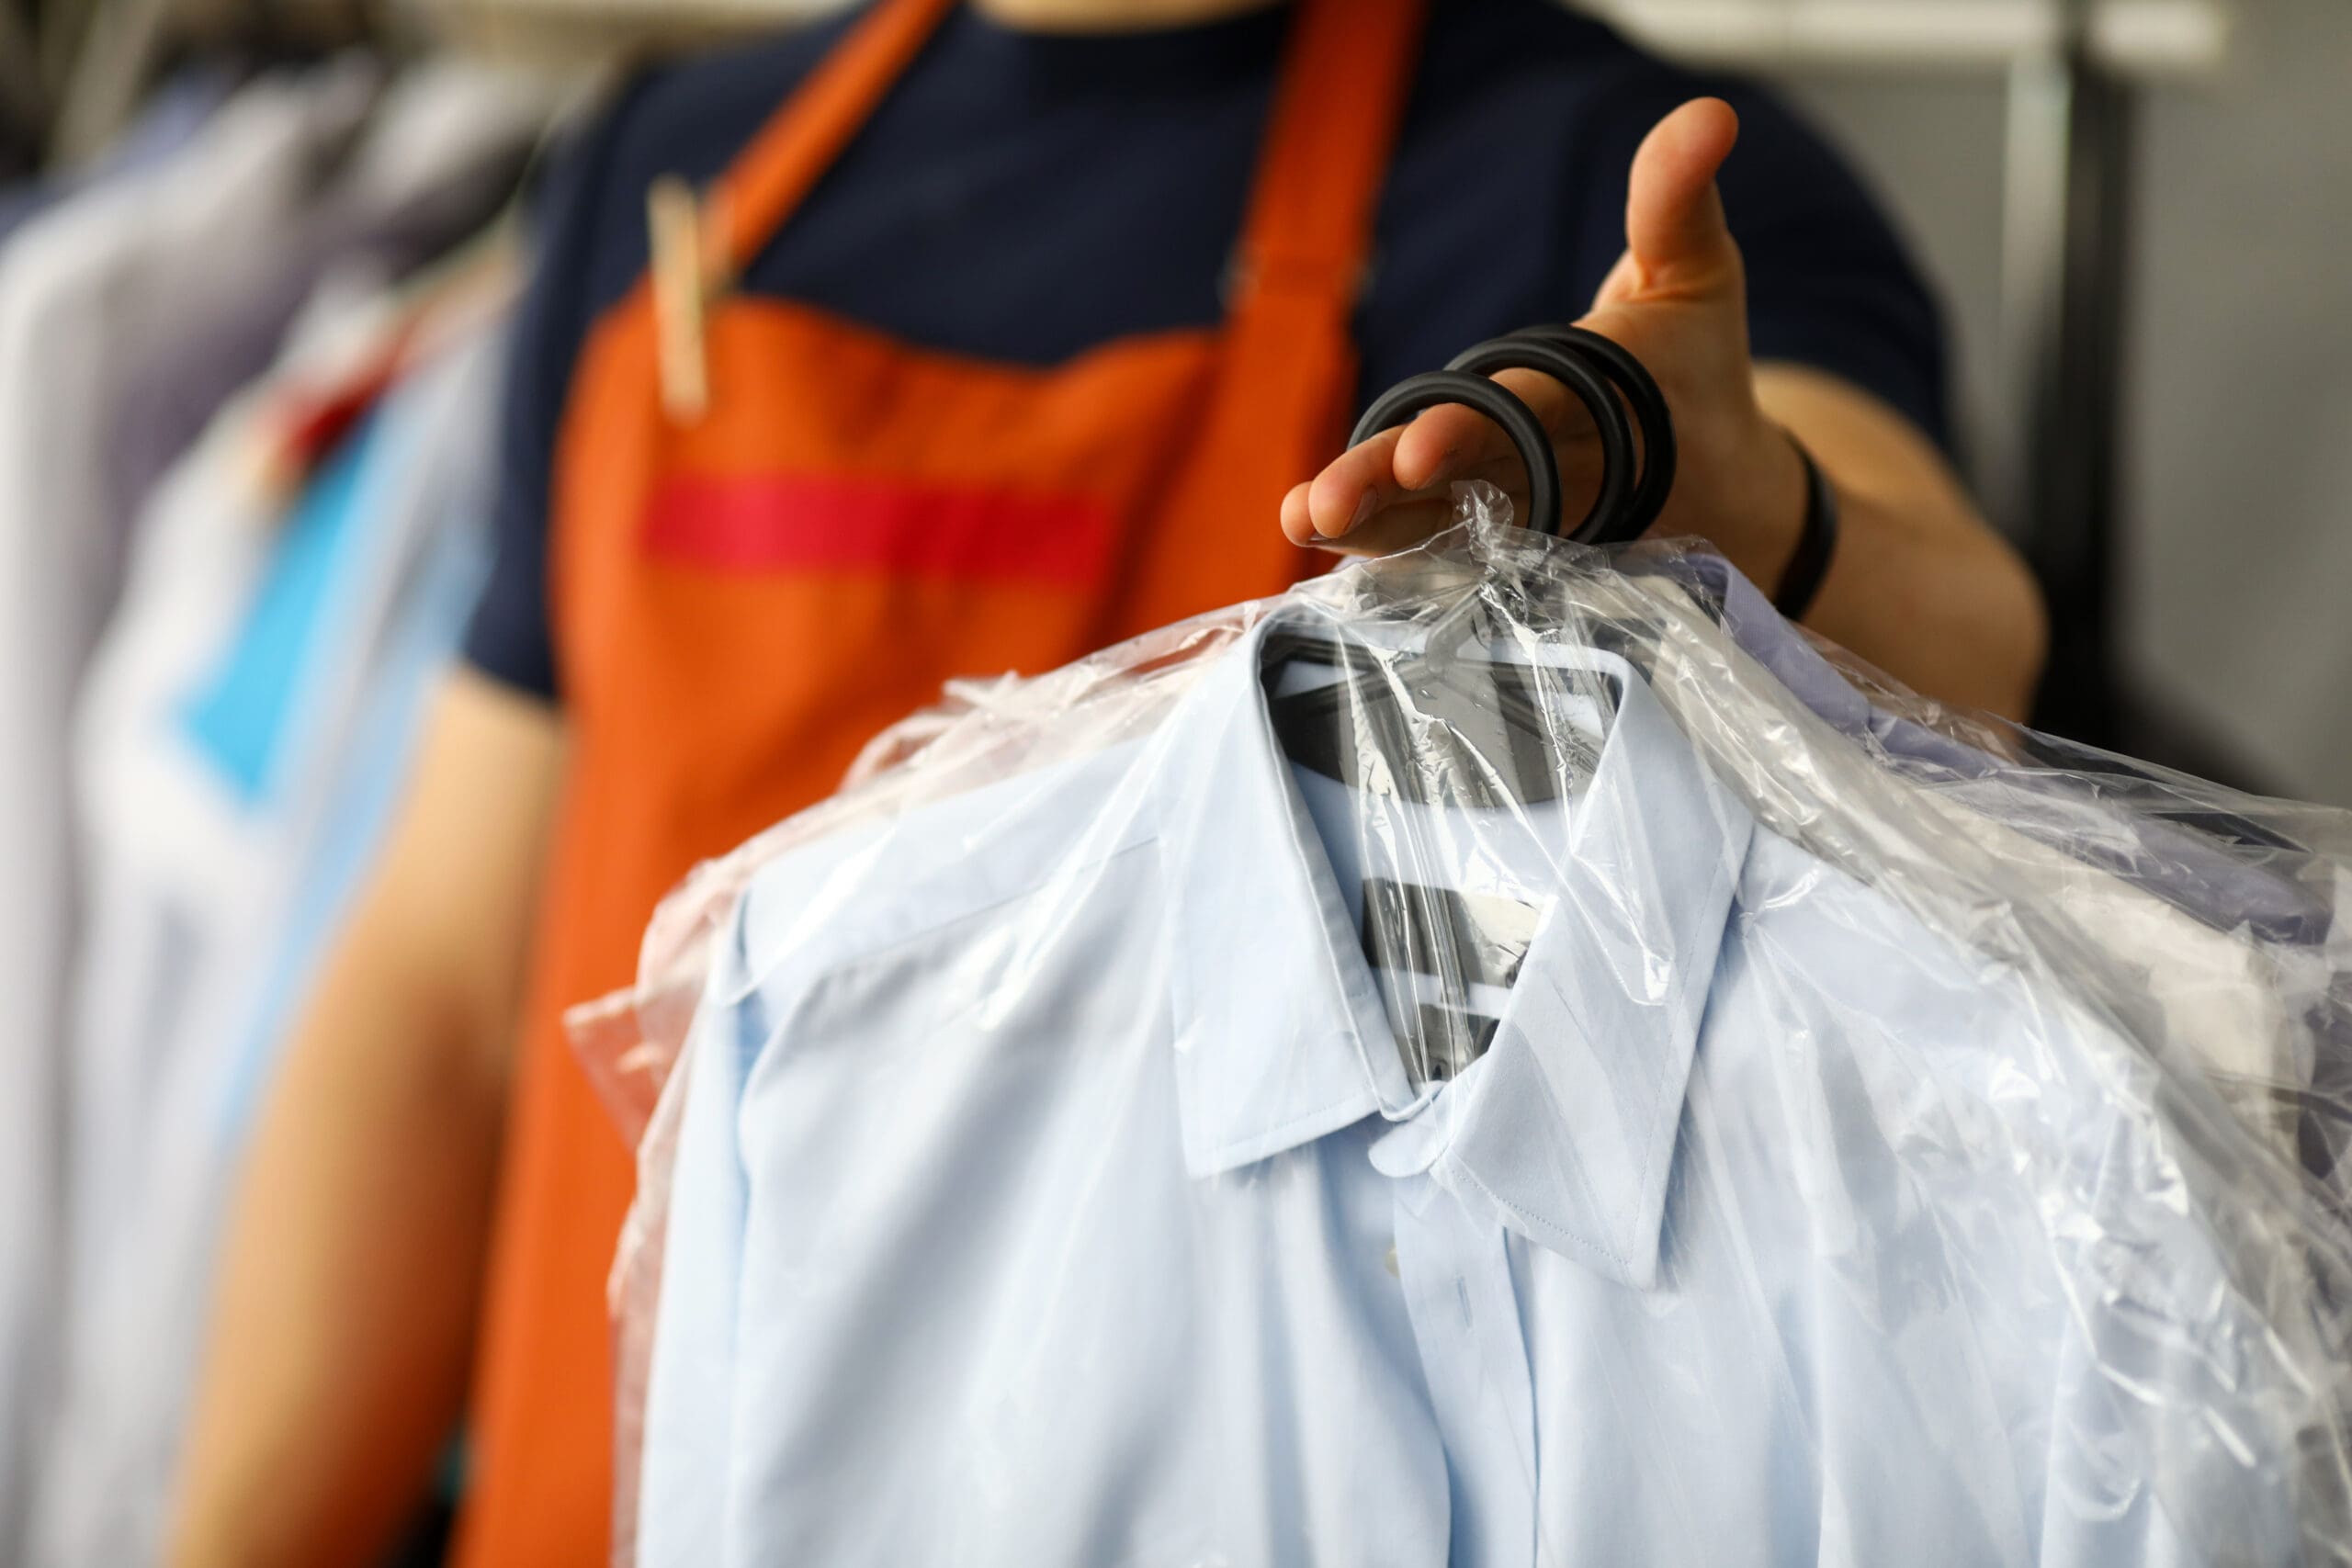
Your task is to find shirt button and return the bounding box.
[1383,1245,1400,1279]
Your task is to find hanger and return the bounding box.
[1261,330,1669,1082]
[1263,326,1671,811]
[1459,322,1678,543]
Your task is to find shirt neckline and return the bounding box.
[1154,592,1758,1288]
[941,2,1290,96]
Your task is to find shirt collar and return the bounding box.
[1155,600,1756,1290]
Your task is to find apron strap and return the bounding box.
[709,0,961,278]
[1206,0,1428,502]
[1227,0,1428,326]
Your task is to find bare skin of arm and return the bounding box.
[1284,98,2046,721]
[165,671,564,1568]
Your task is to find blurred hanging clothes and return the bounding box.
[0,66,378,1552]
[0,66,232,252]
[109,61,545,513]
[32,248,517,1568]
[0,57,546,1557]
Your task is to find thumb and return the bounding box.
[1615,98,1742,299]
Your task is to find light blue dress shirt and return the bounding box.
[638,606,2330,1567]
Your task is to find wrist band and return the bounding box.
[1774,434,1839,621]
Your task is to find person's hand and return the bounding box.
[1281,98,1808,571]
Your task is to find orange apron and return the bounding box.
[454,0,1428,1560]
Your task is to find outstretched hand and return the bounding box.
[1282,98,1807,571]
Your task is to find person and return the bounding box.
[165,0,2043,1563]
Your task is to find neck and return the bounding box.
[968,0,1282,31]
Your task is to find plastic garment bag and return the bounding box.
[573,495,2352,1567]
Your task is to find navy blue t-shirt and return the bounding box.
[463,0,1949,701]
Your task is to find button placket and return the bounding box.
[1380,1134,1542,1567]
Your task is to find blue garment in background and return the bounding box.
[181,421,380,804]
[176,396,492,1134]
[217,468,487,1135]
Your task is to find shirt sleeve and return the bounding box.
[458,85,648,704]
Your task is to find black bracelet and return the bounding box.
[1773,434,1839,622]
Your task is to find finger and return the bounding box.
[1280,480,1317,546]
[1322,438,1613,553]
[1391,368,1611,492]
[1314,495,1495,557]
[1621,97,1741,298]
[1432,445,1611,533]
[1302,374,1622,547]
[1590,251,1643,311]
[1303,426,1410,539]
[1476,440,1611,491]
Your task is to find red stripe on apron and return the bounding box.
[643,473,1115,586]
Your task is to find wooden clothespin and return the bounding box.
[648,175,732,423]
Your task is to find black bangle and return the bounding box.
[1774,434,1839,622]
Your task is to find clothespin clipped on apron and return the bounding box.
[648,175,732,423]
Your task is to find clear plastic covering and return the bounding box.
[571,488,2352,1567]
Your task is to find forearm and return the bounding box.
[1752,365,2048,721]
[165,923,512,1568]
